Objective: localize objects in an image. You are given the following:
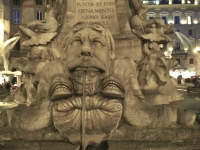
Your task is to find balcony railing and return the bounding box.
[171,50,188,54]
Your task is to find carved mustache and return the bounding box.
[66,56,108,77]
[54,96,122,112]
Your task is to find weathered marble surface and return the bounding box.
[0,0,200,149]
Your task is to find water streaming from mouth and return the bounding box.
[81,70,87,150]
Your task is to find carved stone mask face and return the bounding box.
[64,27,111,85]
[51,24,122,146]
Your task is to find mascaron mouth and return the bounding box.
[100,75,125,99]
[103,80,124,92]
[69,67,105,84]
[50,81,72,101]
[70,67,105,77]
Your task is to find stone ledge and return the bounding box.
[0,141,79,150]
[108,139,200,150]
[0,124,200,150]
[0,126,63,141]
[111,123,200,141]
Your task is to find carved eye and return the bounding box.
[71,39,82,46]
[93,41,103,47]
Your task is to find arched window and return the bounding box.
[147,12,156,20]
[160,11,169,24]
[173,11,181,24]
[186,11,194,24]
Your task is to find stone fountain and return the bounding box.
[0,0,200,149]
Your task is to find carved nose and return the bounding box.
[81,51,91,56]
[81,46,93,56]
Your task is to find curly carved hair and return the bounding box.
[61,22,115,59]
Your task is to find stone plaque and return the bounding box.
[75,0,120,34]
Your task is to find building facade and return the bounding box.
[1,0,200,82]
[144,0,200,79]
[0,0,54,84]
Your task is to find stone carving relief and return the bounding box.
[129,0,181,104]
[0,0,200,149]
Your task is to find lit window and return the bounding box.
[36,11,43,20]
[174,16,180,24]
[13,11,20,24]
[189,58,194,64]
[187,0,194,3]
[160,12,169,24]
[162,16,167,24]
[145,0,157,5]
[173,11,181,24]
[13,0,20,5]
[188,29,193,36]
[186,11,194,24]
[36,0,43,5]
[187,16,192,24]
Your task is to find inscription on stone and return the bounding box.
[75,0,120,34]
